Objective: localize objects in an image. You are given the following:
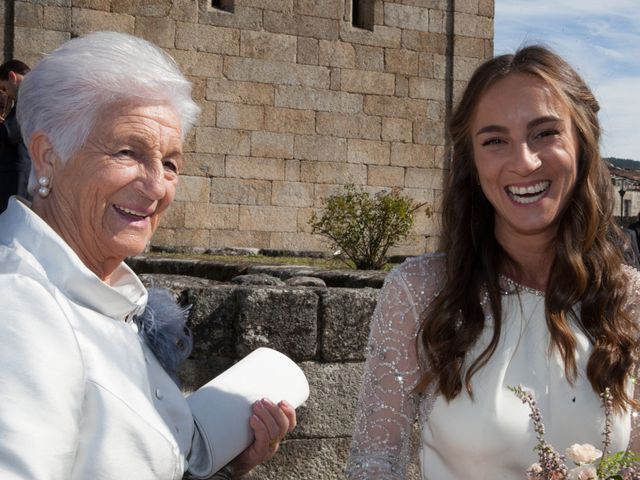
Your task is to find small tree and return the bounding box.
[310,185,431,270]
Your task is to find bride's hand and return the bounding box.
[227,398,297,476]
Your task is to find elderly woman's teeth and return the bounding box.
[114,205,147,218]
[506,181,550,204]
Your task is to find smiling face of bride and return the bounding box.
[470,73,580,251]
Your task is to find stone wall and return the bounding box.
[136,264,411,480]
[4,0,493,257]
[1,3,11,61]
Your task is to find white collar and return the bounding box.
[0,196,147,321]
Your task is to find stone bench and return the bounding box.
[135,267,384,480]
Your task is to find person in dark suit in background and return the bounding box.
[625,211,640,268]
[622,227,640,269]
[628,211,640,243]
[0,91,11,121]
[0,59,31,212]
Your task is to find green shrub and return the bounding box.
[310,185,431,270]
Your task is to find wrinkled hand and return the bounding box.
[228,398,296,477]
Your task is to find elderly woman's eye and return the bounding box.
[164,160,178,173]
[116,149,134,157]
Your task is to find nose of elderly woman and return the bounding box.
[138,162,169,201]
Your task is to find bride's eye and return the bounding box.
[481,137,505,146]
[536,129,560,139]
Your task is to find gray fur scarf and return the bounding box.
[134,287,193,382]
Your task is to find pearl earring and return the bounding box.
[38,176,50,198]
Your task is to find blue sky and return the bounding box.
[494,0,640,160]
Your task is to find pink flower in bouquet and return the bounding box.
[568,465,598,480]
[565,444,603,465]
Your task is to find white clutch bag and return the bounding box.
[186,347,310,473]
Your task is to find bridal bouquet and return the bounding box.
[509,386,640,480]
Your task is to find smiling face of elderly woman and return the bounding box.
[14,32,200,284]
[31,100,182,281]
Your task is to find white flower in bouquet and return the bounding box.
[566,444,603,465]
[568,464,598,480]
[527,463,543,479]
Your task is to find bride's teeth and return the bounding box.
[507,181,550,204]
[508,181,549,195]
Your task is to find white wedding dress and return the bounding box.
[346,254,640,480]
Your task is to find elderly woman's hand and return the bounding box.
[227,398,296,476]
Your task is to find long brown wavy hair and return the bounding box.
[418,45,637,411]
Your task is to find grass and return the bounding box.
[142,250,356,270]
[141,250,398,271]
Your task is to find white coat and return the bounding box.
[0,197,216,479]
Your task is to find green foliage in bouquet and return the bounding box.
[310,185,431,270]
[599,451,640,480]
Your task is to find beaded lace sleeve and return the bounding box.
[345,255,445,479]
[625,266,640,451]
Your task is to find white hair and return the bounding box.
[17,31,200,193]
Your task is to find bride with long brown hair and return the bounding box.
[346,45,640,479]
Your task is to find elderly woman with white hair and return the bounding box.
[0,32,295,479]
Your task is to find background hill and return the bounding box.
[606,157,640,170]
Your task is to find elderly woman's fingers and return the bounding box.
[226,414,271,476]
[254,398,290,442]
[248,412,273,455]
[252,400,278,448]
[227,399,297,475]
[278,400,297,433]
